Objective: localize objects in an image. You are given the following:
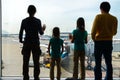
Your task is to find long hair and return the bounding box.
[52,27,60,38]
[76,17,85,31]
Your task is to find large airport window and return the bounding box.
[1,0,120,79]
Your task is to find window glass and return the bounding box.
[2,0,120,78]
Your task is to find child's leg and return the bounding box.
[50,58,55,80]
[80,51,85,80]
[73,51,79,79]
[56,58,61,80]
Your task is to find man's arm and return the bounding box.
[113,17,118,36]
[91,16,98,41]
[38,20,44,35]
[19,21,24,43]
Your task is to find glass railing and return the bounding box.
[2,34,120,78]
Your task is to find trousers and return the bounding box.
[22,43,41,80]
[94,41,113,80]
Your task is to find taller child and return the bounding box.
[71,17,88,80]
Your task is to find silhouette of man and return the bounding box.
[19,5,46,80]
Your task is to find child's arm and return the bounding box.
[61,44,64,54]
[48,42,51,56]
[69,33,74,43]
[71,36,74,43]
[85,32,88,43]
[85,36,88,43]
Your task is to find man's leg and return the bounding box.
[22,45,31,80]
[103,48,113,80]
[32,45,41,80]
[94,43,102,80]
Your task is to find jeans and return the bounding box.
[94,41,113,80]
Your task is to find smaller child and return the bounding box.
[48,27,64,80]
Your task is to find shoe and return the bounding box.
[65,77,79,80]
[34,78,40,80]
[23,76,29,80]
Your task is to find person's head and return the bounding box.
[77,17,85,31]
[100,1,111,13]
[27,5,36,17]
[52,27,60,38]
